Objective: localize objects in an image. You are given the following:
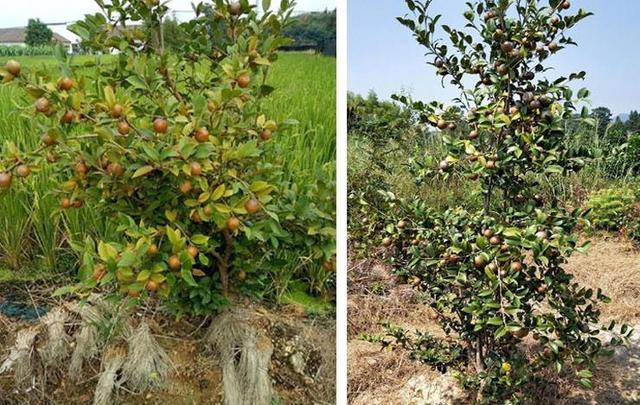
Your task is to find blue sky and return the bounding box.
[348,1,640,116]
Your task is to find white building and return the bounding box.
[0,27,73,52]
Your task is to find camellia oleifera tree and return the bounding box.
[0,0,334,315]
[381,0,633,402]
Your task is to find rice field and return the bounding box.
[0,52,336,277]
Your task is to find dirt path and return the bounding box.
[347,237,640,404]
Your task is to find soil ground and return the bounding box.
[348,236,640,404]
[0,294,335,405]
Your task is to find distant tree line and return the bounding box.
[283,10,336,55]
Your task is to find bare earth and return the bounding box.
[348,237,640,405]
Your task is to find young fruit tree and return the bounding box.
[382,0,633,402]
[0,0,334,315]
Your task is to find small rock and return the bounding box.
[289,352,306,375]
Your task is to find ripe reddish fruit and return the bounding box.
[146,280,159,292]
[537,284,548,294]
[147,244,159,256]
[111,104,124,119]
[5,60,20,76]
[501,41,514,53]
[35,97,50,113]
[561,0,570,10]
[397,220,407,229]
[191,211,202,223]
[153,118,168,133]
[190,162,202,176]
[187,246,199,259]
[236,73,250,88]
[75,162,88,177]
[0,172,12,188]
[41,133,57,146]
[244,198,261,214]
[489,236,501,245]
[483,229,494,238]
[382,237,392,247]
[227,217,240,231]
[469,130,479,139]
[180,181,193,194]
[16,165,30,178]
[485,160,497,170]
[117,120,130,135]
[168,255,181,270]
[437,119,447,130]
[107,162,124,177]
[60,198,72,209]
[511,261,523,272]
[260,129,272,141]
[73,199,84,208]
[61,110,74,124]
[194,127,209,143]
[59,77,74,91]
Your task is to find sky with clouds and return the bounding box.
[0,0,335,42]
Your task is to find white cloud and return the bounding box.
[0,0,335,43]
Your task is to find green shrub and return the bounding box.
[585,187,635,230]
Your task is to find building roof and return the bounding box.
[0,27,71,44]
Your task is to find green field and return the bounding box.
[0,53,336,289]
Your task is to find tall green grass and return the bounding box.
[0,53,336,278]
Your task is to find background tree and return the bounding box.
[590,106,611,141]
[25,18,53,47]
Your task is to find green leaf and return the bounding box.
[132,165,155,178]
[98,241,118,262]
[118,251,136,267]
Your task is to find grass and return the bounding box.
[0,53,336,285]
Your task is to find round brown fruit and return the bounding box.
[153,118,168,133]
[187,246,199,259]
[168,255,181,270]
[474,255,486,269]
[75,162,88,177]
[260,129,272,141]
[180,181,193,194]
[244,198,261,214]
[439,160,450,171]
[512,328,529,339]
[489,236,501,245]
[147,244,159,256]
[61,110,74,124]
[561,0,570,10]
[537,284,548,294]
[128,290,141,298]
[469,130,479,139]
[35,97,50,113]
[322,260,334,272]
[145,280,159,292]
[59,77,74,91]
[397,220,407,229]
[92,265,106,282]
[382,237,392,247]
[501,41,514,53]
[238,270,247,281]
[229,2,242,15]
[190,162,202,176]
[485,160,497,170]
[16,165,30,178]
[511,261,523,272]
[483,229,494,238]
[194,127,209,143]
[41,133,57,146]
[73,199,84,208]
[117,120,130,135]
[548,42,559,52]
[111,104,124,119]
[437,119,447,130]
[0,172,12,188]
[5,60,20,76]
[60,198,72,209]
[535,230,548,240]
[227,217,240,231]
[107,162,124,177]
[236,73,250,88]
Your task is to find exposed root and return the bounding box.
[206,309,274,405]
[121,321,170,392]
[93,346,126,405]
[40,307,70,367]
[67,301,103,381]
[0,326,40,389]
